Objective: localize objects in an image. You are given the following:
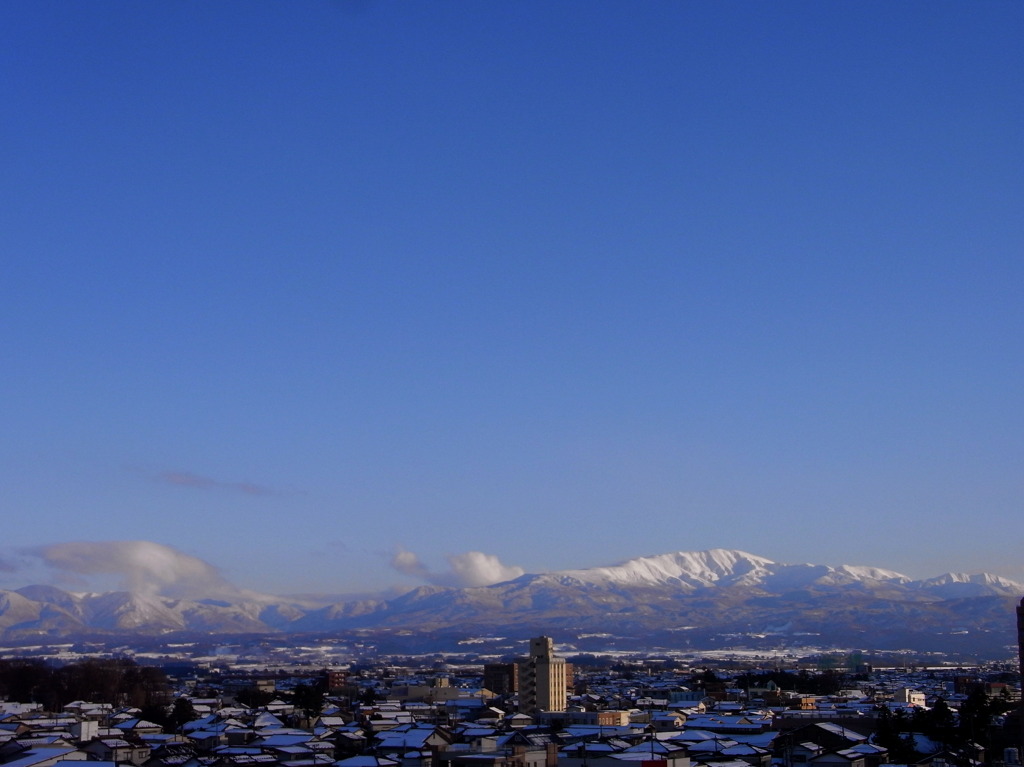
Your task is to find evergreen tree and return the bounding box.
[291,683,324,720]
[169,697,198,731]
[916,697,959,750]
[236,686,276,708]
[957,688,992,750]
[875,707,920,763]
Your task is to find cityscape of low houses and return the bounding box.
[1,637,1022,767]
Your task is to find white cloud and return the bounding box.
[36,540,240,599]
[390,547,524,587]
[445,551,525,586]
[390,547,431,580]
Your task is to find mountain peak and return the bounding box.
[551,548,777,588]
[915,571,1024,597]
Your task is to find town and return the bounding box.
[2,635,1022,767]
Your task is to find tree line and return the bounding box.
[0,658,169,711]
[873,689,1017,765]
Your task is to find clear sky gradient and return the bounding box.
[2,1,1022,597]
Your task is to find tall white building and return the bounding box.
[517,635,566,714]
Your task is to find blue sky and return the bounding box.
[2,1,1022,597]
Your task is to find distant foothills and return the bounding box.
[1,549,1022,658]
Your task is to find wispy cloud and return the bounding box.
[0,550,48,586]
[391,547,525,587]
[158,470,275,496]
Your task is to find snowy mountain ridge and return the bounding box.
[553,549,779,588]
[1,549,1022,655]
[544,548,1011,593]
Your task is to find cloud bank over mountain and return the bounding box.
[32,541,240,599]
[1,540,528,597]
[391,547,525,587]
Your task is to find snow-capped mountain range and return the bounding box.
[2,549,1021,655]
[550,549,1021,597]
